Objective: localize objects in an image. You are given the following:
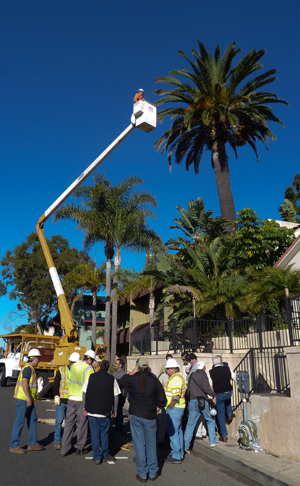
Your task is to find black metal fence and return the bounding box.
[285,294,300,345]
[231,347,290,410]
[129,312,291,355]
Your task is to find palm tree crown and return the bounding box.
[154,41,289,226]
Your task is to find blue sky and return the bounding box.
[1,0,299,341]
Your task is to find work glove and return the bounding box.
[54,395,61,406]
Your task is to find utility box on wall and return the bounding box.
[133,101,157,132]
[237,370,250,394]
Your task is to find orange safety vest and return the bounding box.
[14,364,38,401]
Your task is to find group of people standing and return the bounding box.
[9,348,235,483]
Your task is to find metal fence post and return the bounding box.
[228,320,233,354]
[173,323,176,352]
[193,318,198,352]
[285,294,294,346]
[257,315,263,352]
[129,332,132,356]
[250,348,255,392]
[155,326,158,355]
[140,330,143,355]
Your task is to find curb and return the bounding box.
[193,441,298,486]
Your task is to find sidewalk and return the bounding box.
[192,436,300,486]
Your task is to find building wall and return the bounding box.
[73,295,106,349]
[126,349,300,462]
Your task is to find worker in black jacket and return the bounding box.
[119,358,167,482]
[82,360,120,465]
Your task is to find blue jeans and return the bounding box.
[54,402,68,443]
[216,391,233,438]
[130,415,158,479]
[10,398,38,448]
[88,415,110,462]
[184,399,216,449]
[166,407,184,460]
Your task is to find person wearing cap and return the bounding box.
[183,358,218,451]
[134,88,145,102]
[209,355,236,442]
[60,349,95,456]
[82,360,120,465]
[164,358,186,464]
[53,352,81,450]
[119,357,167,482]
[185,353,198,380]
[9,348,44,453]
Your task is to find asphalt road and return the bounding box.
[1,384,261,486]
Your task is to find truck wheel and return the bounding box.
[0,366,7,387]
[37,372,49,394]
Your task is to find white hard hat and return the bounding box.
[95,355,101,363]
[28,348,41,358]
[69,352,81,363]
[85,349,96,360]
[138,88,144,92]
[165,358,179,369]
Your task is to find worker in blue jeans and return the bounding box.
[184,365,218,451]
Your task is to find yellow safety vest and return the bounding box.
[14,364,38,402]
[165,372,186,409]
[68,361,94,401]
[59,365,70,399]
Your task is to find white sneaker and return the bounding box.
[184,448,191,454]
[210,442,219,447]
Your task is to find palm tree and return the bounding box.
[117,240,166,341]
[166,197,230,250]
[62,262,106,349]
[154,41,289,228]
[54,173,159,362]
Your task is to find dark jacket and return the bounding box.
[119,370,166,420]
[187,369,216,401]
[210,366,233,394]
[85,369,115,416]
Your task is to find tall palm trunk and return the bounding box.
[212,138,236,231]
[104,244,114,360]
[111,248,121,365]
[91,290,97,350]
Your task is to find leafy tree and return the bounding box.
[233,208,294,270]
[54,173,160,363]
[13,324,35,334]
[0,232,90,334]
[278,199,298,223]
[154,41,288,229]
[247,266,300,314]
[279,174,300,223]
[63,262,106,349]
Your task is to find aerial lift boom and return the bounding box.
[36,100,157,351]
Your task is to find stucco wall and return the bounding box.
[127,349,300,461]
[228,347,300,462]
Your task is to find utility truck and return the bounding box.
[0,100,156,396]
